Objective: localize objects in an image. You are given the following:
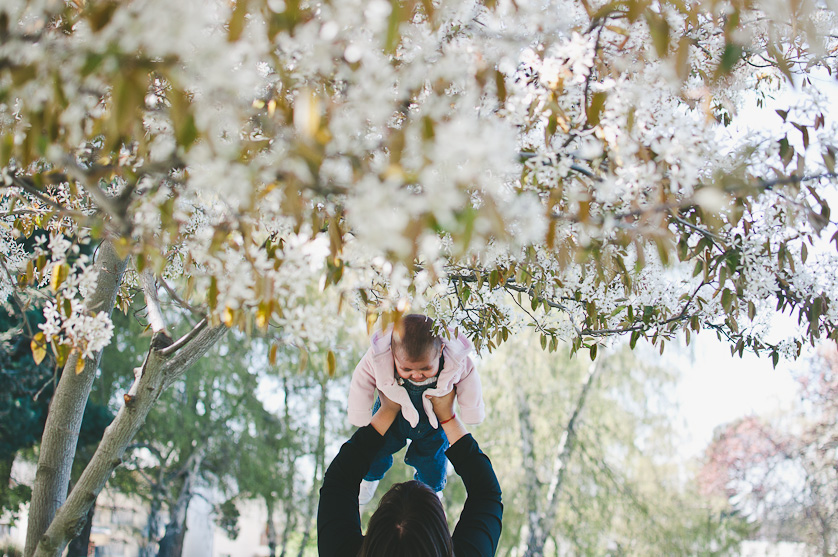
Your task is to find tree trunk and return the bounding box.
[66,501,95,557]
[156,447,204,557]
[265,497,277,557]
[30,319,228,557]
[296,377,328,557]
[515,384,543,557]
[25,242,128,557]
[139,478,165,557]
[278,497,295,557]
[522,359,601,557]
[278,376,296,557]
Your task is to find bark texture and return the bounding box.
[25,242,128,557]
[31,318,228,557]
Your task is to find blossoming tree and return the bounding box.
[1,0,837,554]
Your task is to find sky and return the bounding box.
[667,332,800,459]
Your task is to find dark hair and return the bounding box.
[359,481,453,557]
[392,314,442,361]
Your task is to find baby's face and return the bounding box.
[393,347,441,382]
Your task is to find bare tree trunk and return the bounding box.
[25,242,128,557]
[279,499,294,557]
[265,497,278,557]
[156,447,205,557]
[296,377,328,557]
[30,313,228,557]
[522,359,601,557]
[139,475,166,557]
[279,377,295,557]
[66,500,95,557]
[515,384,543,556]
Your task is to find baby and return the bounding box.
[348,314,484,504]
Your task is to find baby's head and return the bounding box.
[391,314,443,382]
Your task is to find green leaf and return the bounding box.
[811,296,823,324]
[169,87,198,150]
[717,43,743,76]
[31,332,47,365]
[228,0,249,42]
[823,146,836,173]
[645,10,670,58]
[495,70,507,104]
[208,277,219,310]
[50,263,69,292]
[327,350,336,377]
[586,92,608,127]
[297,346,308,373]
[385,0,403,53]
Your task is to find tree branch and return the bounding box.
[140,271,168,335]
[159,318,208,357]
[31,312,226,557]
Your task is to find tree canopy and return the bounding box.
[2,0,837,359]
[2,0,838,555]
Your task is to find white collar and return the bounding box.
[397,375,438,387]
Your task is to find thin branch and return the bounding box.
[160,323,228,388]
[580,280,707,337]
[758,171,838,190]
[158,277,204,318]
[7,177,75,214]
[670,215,726,252]
[159,318,208,357]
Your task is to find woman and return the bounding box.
[317,389,503,556]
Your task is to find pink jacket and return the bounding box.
[347,327,485,429]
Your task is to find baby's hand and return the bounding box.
[429,388,456,420]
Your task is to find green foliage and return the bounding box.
[470,333,750,554]
[215,498,241,540]
[0,541,24,557]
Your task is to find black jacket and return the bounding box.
[317,424,503,556]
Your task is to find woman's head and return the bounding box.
[359,480,453,557]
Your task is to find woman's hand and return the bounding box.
[429,388,456,422]
[429,388,468,444]
[370,391,401,436]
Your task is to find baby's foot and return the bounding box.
[359,479,380,506]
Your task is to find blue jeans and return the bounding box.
[363,384,449,491]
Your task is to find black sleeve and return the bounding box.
[448,434,503,557]
[317,425,386,557]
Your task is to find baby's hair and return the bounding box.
[392,314,442,361]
